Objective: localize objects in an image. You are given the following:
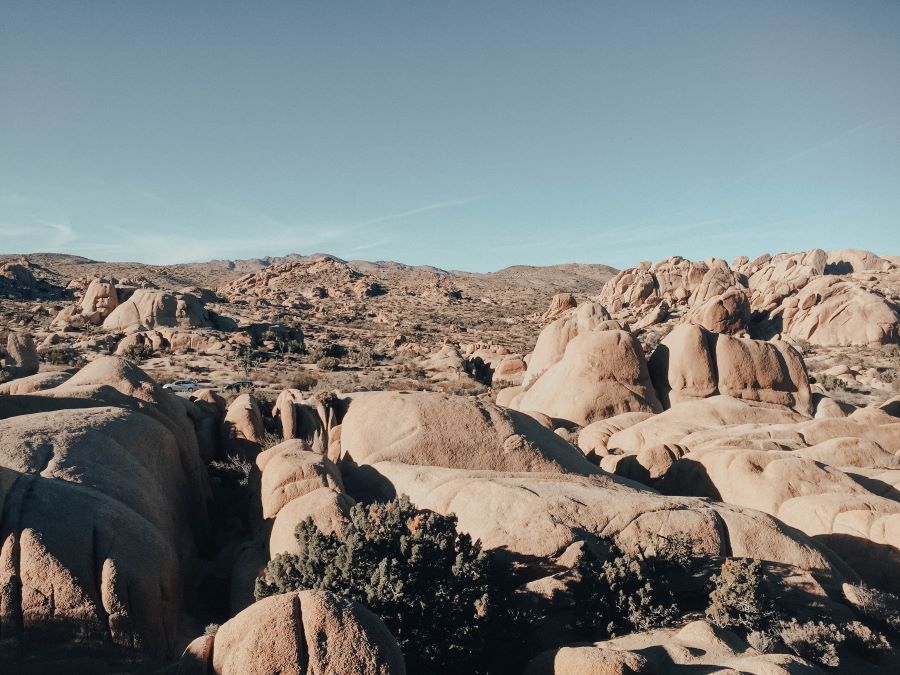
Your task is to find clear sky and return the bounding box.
[2,1,899,271]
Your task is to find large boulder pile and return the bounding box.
[103,288,212,331]
[648,324,812,414]
[776,274,900,346]
[520,302,625,388]
[79,277,118,324]
[509,330,663,426]
[735,249,900,345]
[598,256,751,335]
[0,356,210,657]
[599,249,899,346]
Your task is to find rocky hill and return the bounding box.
[0,246,898,673]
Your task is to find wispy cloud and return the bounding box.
[350,198,478,230]
[724,118,883,190]
[0,219,76,248]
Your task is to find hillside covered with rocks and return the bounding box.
[0,247,899,673]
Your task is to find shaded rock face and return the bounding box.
[648,324,812,415]
[0,357,211,657]
[574,390,900,594]
[659,443,900,593]
[0,260,65,300]
[180,590,406,675]
[102,288,212,331]
[510,330,663,426]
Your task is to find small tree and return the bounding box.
[574,538,679,637]
[255,496,502,674]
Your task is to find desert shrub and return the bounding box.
[209,454,253,488]
[880,343,900,358]
[262,431,282,450]
[440,378,489,397]
[574,538,679,637]
[40,346,85,368]
[316,356,341,371]
[843,620,890,658]
[121,342,155,361]
[289,370,319,390]
[778,619,844,667]
[464,356,493,386]
[843,583,900,632]
[815,373,848,392]
[650,532,696,571]
[308,343,347,360]
[353,345,378,367]
[706,558,776,631]
[255,496,504,674]
[747,629,777,653]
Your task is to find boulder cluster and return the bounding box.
[601,248,900,346]
[0,247,897,672]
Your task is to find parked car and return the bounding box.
[224,380,254,393]
[162,379,199,393]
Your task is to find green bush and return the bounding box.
[574,538,679,637]
[706,558,776,632]
[255,496,503,674]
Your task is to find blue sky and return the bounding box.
[2,1,899,271]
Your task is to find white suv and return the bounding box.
[162,379,199,393]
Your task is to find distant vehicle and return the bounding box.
[224,380,254,393]
[162,379,199,393]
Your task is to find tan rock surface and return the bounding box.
[340,391,597,474]
[511,330,662,426]
[203,590,405,675]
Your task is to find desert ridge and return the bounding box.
[0,247,898,672]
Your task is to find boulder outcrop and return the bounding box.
[181,590,406,675]
[2,331,39,379]
[79,277,118,324]
[0,358,210,657]
[648,324,812,415]
[339,391,597,475]
[510,330,663,426]
[103,289,212,331]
